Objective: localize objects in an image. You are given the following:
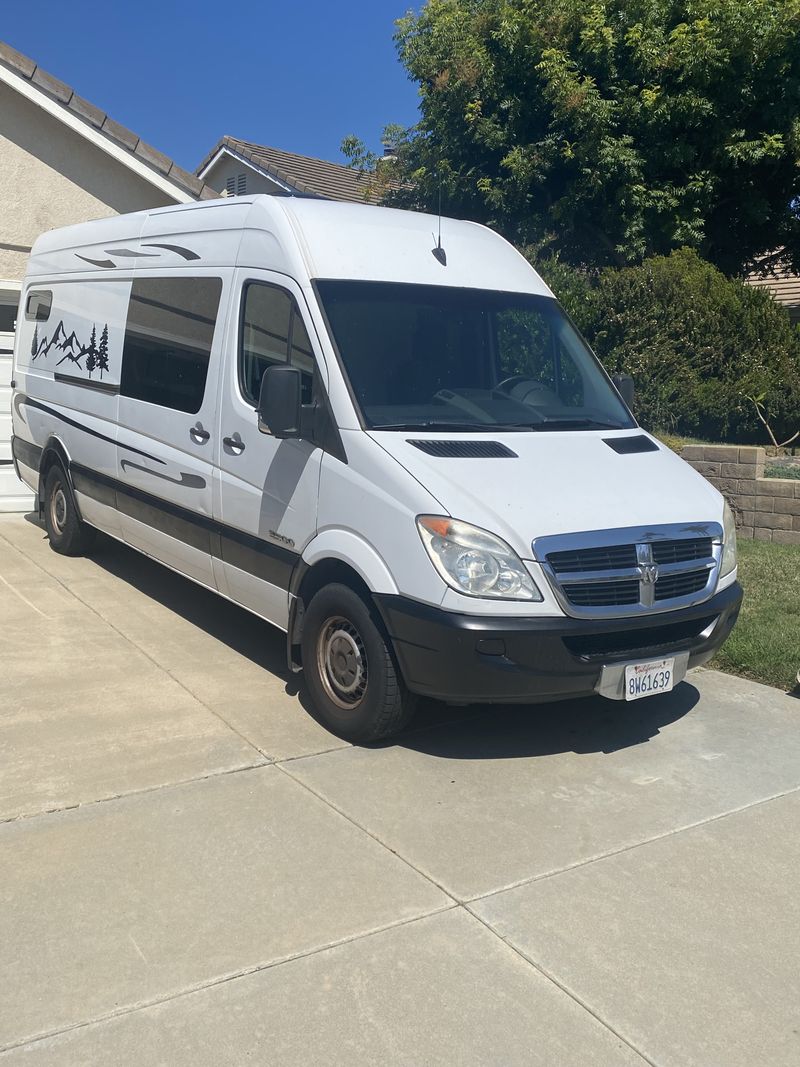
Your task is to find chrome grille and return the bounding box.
[533,523,723,620]
[562,579,639,607]
[652,538,713,565]
[548,544,637,574]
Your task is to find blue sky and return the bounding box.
[3,1,421,172]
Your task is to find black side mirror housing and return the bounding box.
[612,372,635,411]
[258,365,302,438]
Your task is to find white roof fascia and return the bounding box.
[0,63,193,204]
[198,144,299,195]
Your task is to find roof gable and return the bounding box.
[197,135,383,204]
[0,40,217,203]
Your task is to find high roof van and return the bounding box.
[10,196,742,741]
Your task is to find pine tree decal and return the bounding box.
[31,325,38,359]
[96,324,109,379]
[85,325,97,377]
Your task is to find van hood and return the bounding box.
[368,429,723,559]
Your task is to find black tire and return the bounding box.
[43,464,96,556]
[301,583,417,742]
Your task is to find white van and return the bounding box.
[11,196,742,741]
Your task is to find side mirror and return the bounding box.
[258,365,302,438]
[612,372,635,411]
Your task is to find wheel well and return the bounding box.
[37,439,71,516]
[297,558,373,607]
[288,558,377,671]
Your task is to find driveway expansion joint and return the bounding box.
[463,903,659,1067]
[462,782,800,907]
[0,905,459,1056]
[0,525,269,764]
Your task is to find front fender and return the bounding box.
[301,528,398,594]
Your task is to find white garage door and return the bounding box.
[0,288,34,512]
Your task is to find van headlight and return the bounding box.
[721,501,737,577]
[417,516,543,601]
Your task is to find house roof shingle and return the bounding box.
[197,135,382,204]
[0,40,217,201]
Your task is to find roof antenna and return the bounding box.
[431,175,447,266]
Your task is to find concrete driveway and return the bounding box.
[1,513,798,1066]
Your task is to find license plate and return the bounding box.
[624,658,675,701]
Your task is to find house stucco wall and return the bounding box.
[0,80,176,282]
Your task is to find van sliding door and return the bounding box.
[116,272,227,588]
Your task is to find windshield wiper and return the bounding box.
[370,421,530,433]
[526,418,626,431]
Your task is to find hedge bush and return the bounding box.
[532,248,800,443]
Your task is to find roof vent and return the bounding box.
[225,174,247,197]
[408,439,518,458]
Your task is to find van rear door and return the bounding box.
[213,270,323,629]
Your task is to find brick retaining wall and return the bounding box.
[681,445,800,545]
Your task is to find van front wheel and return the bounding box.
[43,464,96,556]
[301,583,416,743]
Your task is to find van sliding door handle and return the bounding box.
[189,424,210,444]
[223,434,246,454]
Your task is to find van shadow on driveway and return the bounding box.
[61,526,699,762]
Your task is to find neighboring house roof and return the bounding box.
[196,135,381,204]
[0,40,217,202]
[747,260,800,323]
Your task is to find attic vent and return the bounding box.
[225,173,247,197]
[603,435,660,455]
[408,439,518,458]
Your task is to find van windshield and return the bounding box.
[316,281,635,432]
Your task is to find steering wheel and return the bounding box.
[495,374,532,393]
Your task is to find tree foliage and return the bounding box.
[373,0,800,274]
[536,247,800,440]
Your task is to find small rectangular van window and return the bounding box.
[25,290,52,322]
[239,281,315,406]
[121,277,222,414]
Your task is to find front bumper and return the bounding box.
[373,582,743,704]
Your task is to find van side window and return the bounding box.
[121,277,222,414]
[25,291,52,322]
[239,281,314,406]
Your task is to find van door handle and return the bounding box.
[223,434,246,454]
[189,424,210,444]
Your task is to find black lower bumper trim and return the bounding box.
[373,583,743,704]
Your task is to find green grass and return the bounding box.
[765,464,800,480]
[712,539,800,692]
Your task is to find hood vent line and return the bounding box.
[407,440,518,458]
[604,435,660,455]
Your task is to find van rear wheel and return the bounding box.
[301,583,416,742]
[43,464,96,556]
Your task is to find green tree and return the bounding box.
[538,247,800,440]
[356,0,800,275]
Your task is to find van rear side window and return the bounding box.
[121,277,222,414]
[25,290,52,322]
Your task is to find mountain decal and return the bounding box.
[31,320,110,379]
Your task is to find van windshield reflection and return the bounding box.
[316,281,634,432]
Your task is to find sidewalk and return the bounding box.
[1,514,798,1065]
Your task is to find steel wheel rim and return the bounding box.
[50,485,68,535]
[317,615,368,710]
